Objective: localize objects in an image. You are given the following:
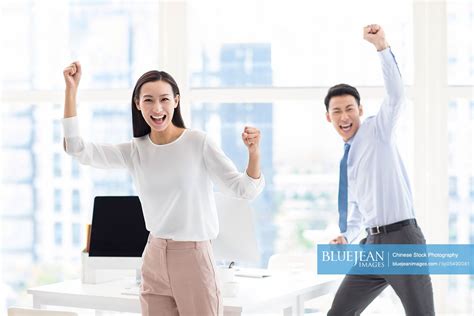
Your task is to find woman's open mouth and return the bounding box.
[151,114,166,125]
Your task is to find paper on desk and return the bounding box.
[121,286,140,296]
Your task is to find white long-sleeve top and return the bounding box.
[63,116,265,241]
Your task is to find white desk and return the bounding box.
[28,273,338,316]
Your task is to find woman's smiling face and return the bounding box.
[136,80,180,133]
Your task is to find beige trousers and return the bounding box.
[140,235,223,316]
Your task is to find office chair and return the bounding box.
[8,307,78,316]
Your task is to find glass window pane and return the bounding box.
[0,101,135,305]
[53,153,62,178]
[2,253,34,289]
[470,176,474,199]
[191,99,413,265]
[54,189,62,213]
[1,219,34,251]
[1,108,34,147]
[71,160,80,178]
[447,98,474,312]
[54,222,62,245]
[2,149,33,182]
[447,0,474,85]
[2,185,34,216]
[53,120,61,144]
[72,190,80,214]
[1,1,160,90]
[72,223,81,247]
[85,103,135,196]
[0,3,32,90]
[189,0,413,88]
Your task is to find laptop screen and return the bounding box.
[89,196,149,257]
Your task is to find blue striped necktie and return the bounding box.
[338,143,351,233]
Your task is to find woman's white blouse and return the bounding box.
[62,116,264,241]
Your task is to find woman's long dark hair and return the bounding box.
[131,70,186,137]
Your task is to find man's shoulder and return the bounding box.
[352,116,377,144]
[360,115,376,130]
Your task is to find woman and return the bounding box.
[62,61,264,316]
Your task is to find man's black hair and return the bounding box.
[324,84,361,111]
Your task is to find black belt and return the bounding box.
[365,219,417,235]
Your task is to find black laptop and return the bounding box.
[89,196,149,257]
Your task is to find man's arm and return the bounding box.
[364,24,405,142]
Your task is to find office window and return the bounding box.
[72,223,81,247]
[471,276,474,294]
[54,223,62,246]
[448,0,474,85]
[53,153,61,178]
[191,99,413,261]
[446,29,474,305]
[2,1,160,91]
[52,119,61,144]
[54,189,62,213]
[447,100,473,236]
[1,108,34,148]
[470,215,474,244]
[449,176,458,198]
[448,100,458,119]
[189,0,413,88]
[190,33,414,262]
[87,103,135,196]
[72,190,80,214]
[1,3,32,90]
[448,101,458,114]
[469,176,474,199]
[67,2,160,90]
[91,104,132,142]
[448,276,457,291]
[3,149,34,183]
[2,185,34,216]
[449,213,458,243]
[1,219,34,251]
[71,160,80,179]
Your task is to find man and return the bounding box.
[325,24,435,316]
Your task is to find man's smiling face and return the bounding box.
[326,94,364,142]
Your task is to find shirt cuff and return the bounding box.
[62,116,80,138]
[378,47,401,75]
[341,231,351,244]
[341,229,360,244]
[245,172,265,192]
[378,47,393,62]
